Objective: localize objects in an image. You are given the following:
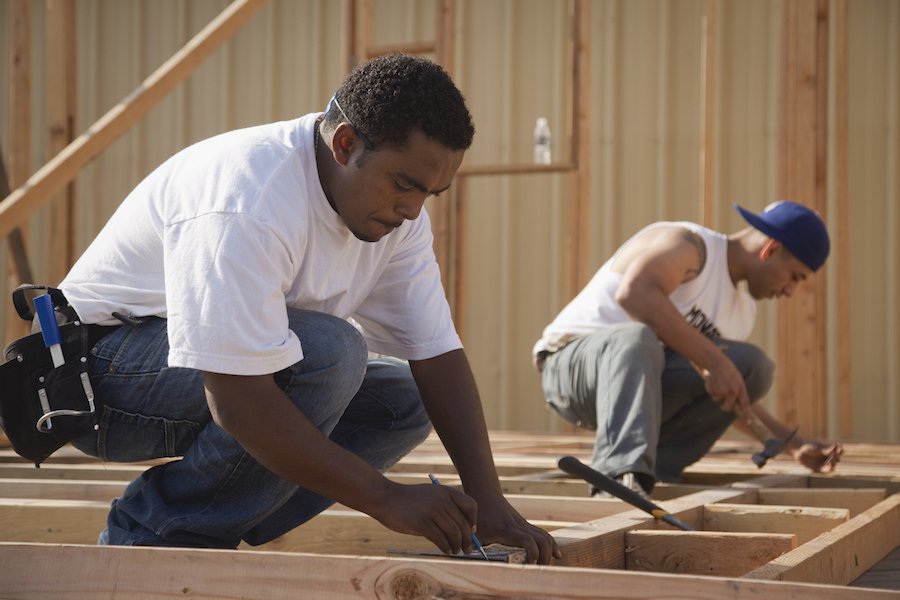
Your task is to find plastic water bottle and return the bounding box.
[533,117,551,164]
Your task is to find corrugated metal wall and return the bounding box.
[1,0,898,441]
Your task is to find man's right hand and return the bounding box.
[698,353,752,418]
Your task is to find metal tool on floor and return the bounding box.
[557,455,695,531]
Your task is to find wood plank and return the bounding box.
[2,434,900,593]
[744,493,900,585]
[704,503,848,545]
[0,147,33,287]
[809,475,900,495]
[0,498,108,544]
[6,0,32,343]
[759,488,886,517]
[0,462,147,480]
[0,497,572,557]
[550,487,760,569]
[833,0,852,439]
[776,0,830,438]
[626,530,797,577]
[44,0,78,283]
[0,472,620,527]
[1,543,891,600]
[269,510,570,557]
[0,478,124,501]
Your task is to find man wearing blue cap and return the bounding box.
[533,201,843,497]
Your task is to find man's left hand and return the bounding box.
[472,490,561,564]
[792,440,844,473]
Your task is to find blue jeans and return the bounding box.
[71,309,433,547]
[541,323,774,490]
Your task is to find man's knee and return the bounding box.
[285,309,368,379]
[727,342,774,401]
[608,322,665,369]
[275,311,369,416]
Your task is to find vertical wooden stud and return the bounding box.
[432,0,456,295]
[6,0,32,342]
[341,0,358,74]
[45,0,77,285]
[698,0,717,228]
[776,0,829,437]
[559,0,591,301]
[833,0,851,438]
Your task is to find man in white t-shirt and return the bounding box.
[533,202,843,497]
[59,54,559,563]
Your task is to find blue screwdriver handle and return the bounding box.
[34,294,64,367]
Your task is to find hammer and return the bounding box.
[737,406,799,468]
[690,359,797,467]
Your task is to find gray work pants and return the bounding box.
[540,322,774,491]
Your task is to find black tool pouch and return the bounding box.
[0,285,99,466]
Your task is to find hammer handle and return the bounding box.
[735,404,776,444]
[688,359,774,444]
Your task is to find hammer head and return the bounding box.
[751,426,800,468]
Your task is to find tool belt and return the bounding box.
[0,285,99,466]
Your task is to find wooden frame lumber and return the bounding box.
[757,488,887,518]
[0,433,898,596]
[625,530,797,577]
[703,503,849,544]
[1,543,892,600]
[744,493,900,585]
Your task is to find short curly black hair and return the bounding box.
[324,54,475,151]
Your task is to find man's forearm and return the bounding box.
[409,349,502,497]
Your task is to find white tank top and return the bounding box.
[534,222,756,358]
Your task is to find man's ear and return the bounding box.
[331,123,358,166]
[759,238,782,261]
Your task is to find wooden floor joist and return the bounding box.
[0,432,898,598]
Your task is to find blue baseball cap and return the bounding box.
[734,201,830,272]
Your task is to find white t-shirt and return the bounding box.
[61,113,461,375]
[533,222,756,358]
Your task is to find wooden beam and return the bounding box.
[0,0,270,241]
[775,0,830,437]
[340,0,357,74]
[703,503,848,545]
[456,160,578,179]
[833,0,852,439]
[0,148,33,286]
[570,0,590,289]
[0,498,108,544]
[626,530,797,577]
[6,0,32,343]
[0,476,622,525]
[1,543,889,600]
[758,487,885,518]
[44,0,77,284]
[550,487,759,569]
[0,462,146,480]
[698,0,717,228]
[0,478,125,501]
[744,493,900,585]
[429,0,456,302]
[0,497,571,557]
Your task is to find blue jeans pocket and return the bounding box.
[89,404,202,462]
